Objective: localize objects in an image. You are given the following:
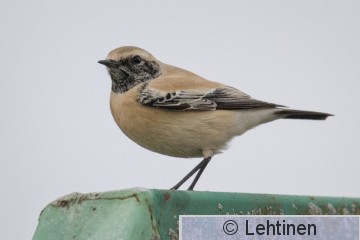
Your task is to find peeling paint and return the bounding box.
[279,208,284,215]
[342,208,350,215]
[351,203,358,214]
[308,202,323,215]
[265,205,274,215]
[169,220,179,240]
[327,203,337,214]
[168,228,179,240]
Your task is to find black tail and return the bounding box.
[276,109,333,120]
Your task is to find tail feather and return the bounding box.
[276,109,333,120]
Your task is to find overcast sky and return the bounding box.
[1,0,359,239]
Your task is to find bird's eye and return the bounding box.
[132,55,142,64]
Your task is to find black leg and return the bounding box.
[170,157,212,190]
[187,157,211,190]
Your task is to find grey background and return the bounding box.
[0,0,359,239]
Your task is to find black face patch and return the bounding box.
[107,56,162,93]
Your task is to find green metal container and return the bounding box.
[33,188,360,240]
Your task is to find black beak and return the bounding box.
[98,59,117,68]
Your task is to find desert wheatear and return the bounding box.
[99,46,332,190]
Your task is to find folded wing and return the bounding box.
[138,86,284,111]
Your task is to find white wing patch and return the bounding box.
[138,86,283,111]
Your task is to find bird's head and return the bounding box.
[98,46,162,93]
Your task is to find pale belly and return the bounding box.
[111,95,240,158]
[110,91,279,158]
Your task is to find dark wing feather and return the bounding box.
[138,86,284,111]
[204,87,283,109]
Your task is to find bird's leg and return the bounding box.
[170,156,212,190]
[187,157,211,190]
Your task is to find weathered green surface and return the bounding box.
[33,188,360,240]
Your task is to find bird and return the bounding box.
[98,46,332,191]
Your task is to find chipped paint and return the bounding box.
[351,203,358,214]
[308,202,323,215]
[327,203,337,214]
[169,228,179,240]
[169,220,179,240]
[342,207,350,215]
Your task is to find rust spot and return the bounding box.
[57,200,71,208]
[163,192,171,202]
